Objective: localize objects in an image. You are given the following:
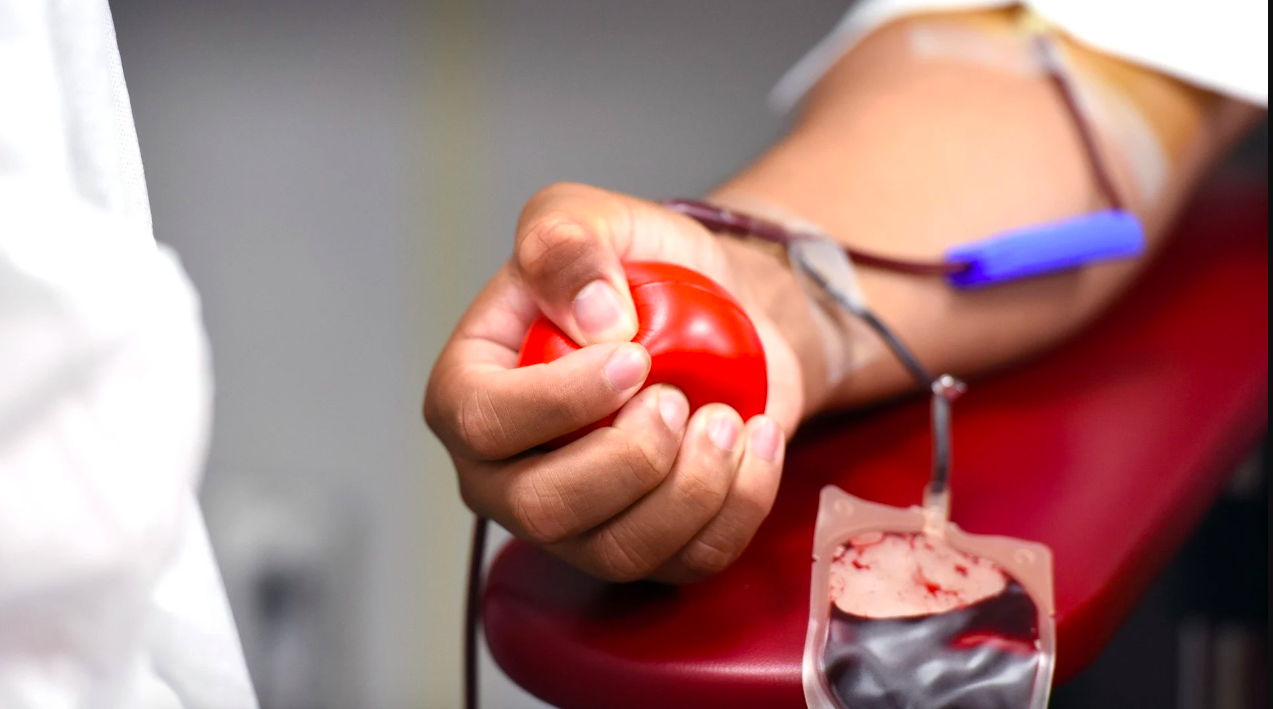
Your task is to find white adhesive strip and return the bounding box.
[904,21,1168,207]
[908,22,1042,77]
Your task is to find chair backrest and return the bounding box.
[483,177,1269,709]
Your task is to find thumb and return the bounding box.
[511,183,645,346]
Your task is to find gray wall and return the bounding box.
[111,1,844,706]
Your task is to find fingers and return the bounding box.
[551,405,760,582]
[429,184,789,583]
[459,385,691,545]
[427,339,652,461]
[512,182,721,346]
[653,415,785,583]
[448,383,787,583]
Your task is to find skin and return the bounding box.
[424,10,1262,583]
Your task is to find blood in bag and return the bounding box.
[803,488,1056,709]
[823,533,1040,709]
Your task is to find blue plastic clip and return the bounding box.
[945,210,1145,288]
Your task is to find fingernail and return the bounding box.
[707,411,741,452]
[573,280,636,343]
[658,387,689,431]
[749,417,782,462]
[603,344,649,391]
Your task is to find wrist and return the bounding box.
[708,202,836,424]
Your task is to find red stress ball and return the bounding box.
[518,262,768,448]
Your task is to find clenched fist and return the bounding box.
[424,183,813,582]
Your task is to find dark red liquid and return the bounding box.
[822,581,1041,709]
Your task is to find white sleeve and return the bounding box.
[0,2,258,708]
[772,0,1269,110]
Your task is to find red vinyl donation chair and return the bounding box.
[482,177,1269,709]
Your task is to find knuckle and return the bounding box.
[456,386,509,459]
[678,537,741,577]
[516,211,594,280]
[614,434,672,491]
[593,530,659,582]
[673,462,732,517]
[425,377,482,457]
[523,182,581,209]
[423,367,455,438]
[422,386,444,435]
[511,482,572,546]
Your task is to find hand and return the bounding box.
[424,183,809,582]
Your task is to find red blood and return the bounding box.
[951,631,1039,656]
[915,572,944,597]
[518,262,768,448]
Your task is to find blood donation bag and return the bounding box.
[803,487,1056,709]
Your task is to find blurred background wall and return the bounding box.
[110,1,845,706]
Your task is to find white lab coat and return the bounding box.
[0,2,257,708]
[774,0,1269,109]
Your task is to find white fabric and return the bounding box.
[773,0,1269,109]
[0,2,258,708]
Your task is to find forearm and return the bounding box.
[710,10,1260,417]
